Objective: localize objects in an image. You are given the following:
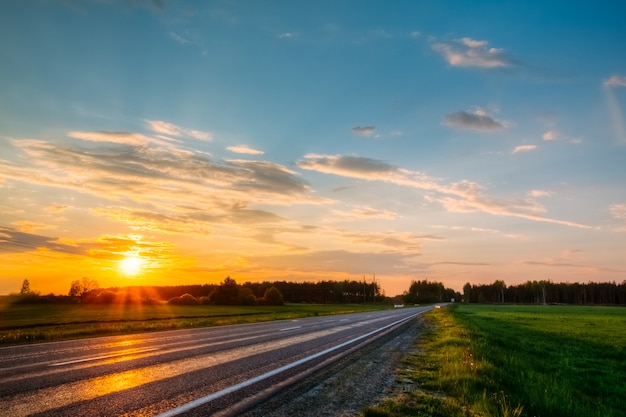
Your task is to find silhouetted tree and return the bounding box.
[463,282,472,303]
[209,276,240,305]
[20,279,32,295]
[68,277,99,300]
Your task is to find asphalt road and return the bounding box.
[0,305,435,416]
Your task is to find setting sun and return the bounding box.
[119,255,144,277]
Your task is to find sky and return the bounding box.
[1,0,625,297]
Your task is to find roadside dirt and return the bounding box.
[242,317,425,417]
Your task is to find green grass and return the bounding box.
[363,304,626,417]
[0,301,389,345]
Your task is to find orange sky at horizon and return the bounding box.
[2,228,620,297]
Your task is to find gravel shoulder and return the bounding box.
[242,316,425,417]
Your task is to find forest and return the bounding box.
[10,276,386,306]
[463,280,626,305]
[10,277,626,306]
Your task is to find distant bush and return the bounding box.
[261,286,284,306]
[7,294,50,304]
[238,287,257,305]
[94,290,118,304]
[168,293,199,305]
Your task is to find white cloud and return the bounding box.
[513,145,536,153]
[147,120,212,141]
[604,75,626,88]
[542,130,558,141]
[432,37,515,69]
[529,190,552,198]
[444,108,507,131]
[227,145,264,155]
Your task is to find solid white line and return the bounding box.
[48,347,159,366]
[154,311,422,417]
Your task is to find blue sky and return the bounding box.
[1,0,625,296]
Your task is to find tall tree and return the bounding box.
[463,282,472,303]
[20,279,31,295]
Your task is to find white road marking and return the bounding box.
[279,326,302,331]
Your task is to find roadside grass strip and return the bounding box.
[363,304,626,417]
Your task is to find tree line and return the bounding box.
[463,280,626,305]
[402,279,461,304]
[7,277,383,306]
[11,277,625,306]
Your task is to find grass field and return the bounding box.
[364,304,626,417]
[0,300,389,345]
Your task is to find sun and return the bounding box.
[119,255,145,276]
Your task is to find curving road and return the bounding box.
[0,305,435,416]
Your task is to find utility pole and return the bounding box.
[363,275,366,304]
[373,274,376,303]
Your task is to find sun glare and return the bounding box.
[119,255,144,276]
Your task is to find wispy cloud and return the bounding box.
[227,145,264,155]
[10,220,53,234]
[147,120,212,141]
[278,32,296,39]
[170,31,190,45]
[245,249,420,275]
[432,37,516,69]
[2,133,317,226]
[604,75,626,88]
[93,204,286,236]
[513,144,536,153]
[332,206,399,220]
[339,230,440,252]
[610,204,626,220]
[44,205,69,213]
[0,226,82,255]
[610,203,626,231]
[529,190,552,198]
[542,129,558,141]
[603,75,626,145]
[351,126,377,137]
[297,153,592,229]
[444,108,507,132]
[68,131,151,145]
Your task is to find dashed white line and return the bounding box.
[279,326,302,331]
